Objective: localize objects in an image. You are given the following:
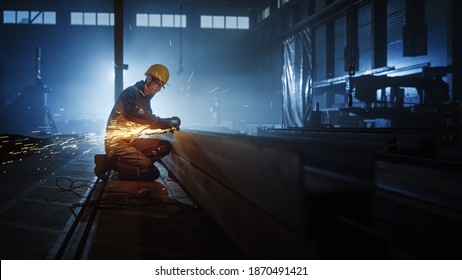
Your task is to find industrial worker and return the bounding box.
[94,64,181,182]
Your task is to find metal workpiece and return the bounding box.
[161,130,379,258]
[161,129,462,259]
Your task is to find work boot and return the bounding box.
[94,154,109,182]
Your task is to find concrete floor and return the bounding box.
[0,134,245,260]
[1,132,462,260]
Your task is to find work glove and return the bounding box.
[151,116,171,129]
[169,116,181,129]
[151,116,181,130]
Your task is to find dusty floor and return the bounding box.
[0,134,246,260]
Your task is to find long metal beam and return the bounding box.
[161,130,376,258]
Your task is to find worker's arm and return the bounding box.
[150,116,181,130]
[121,90,154,125]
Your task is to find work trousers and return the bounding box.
[106,138,172,181]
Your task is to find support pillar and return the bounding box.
[114,0,124,101]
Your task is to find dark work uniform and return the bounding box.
[105,80,173,181]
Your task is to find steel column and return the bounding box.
[114,0,124,101]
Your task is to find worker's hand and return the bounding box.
[169,116,181,129]
[151,116,181,130]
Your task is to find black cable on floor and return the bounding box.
[46,176,92,203]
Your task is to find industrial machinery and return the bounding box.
[0,47,57,136]
[348,66,458,145]
[348,66,451,109]
[310,65,460,148]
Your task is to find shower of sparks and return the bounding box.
[105,121,173,146]
[180,70,195,104]
[181,91,191,104]
[209,87,218,94]
[0,133,105,168]
[187,70,194,84]
[217,88,231,95]
[106,121,150,143]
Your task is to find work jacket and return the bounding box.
[104,80,170,155]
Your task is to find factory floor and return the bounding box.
[1,131,462,260]
[0,134,246,260]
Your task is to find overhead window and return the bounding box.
[3,10,15,23]
[174,15,184,28]
[43,12,56,24]
[71,12,83,25]
[200,15,249,30]
[237,16,249,29]
[136,14,148,27]
[201,15,212,28]
[70,12,114,26]
[226,16,237,29]
[3,10,56,25]
[278,0,292,8]
[261,7,270,21]
[162,14,174,27]
[136,13,186,28]
[31,11,44,24]
[149,14,161,27]
[17,11,29,24]
[84,13,96,25]
[213,16,225,29]
[97,13,110,26]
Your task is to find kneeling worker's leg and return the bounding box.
[114,145,160,181]
[115,160,160,181]
[136,139,172,162]
[94,154,117,182]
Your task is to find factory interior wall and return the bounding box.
[0,0,266,135]
[0,0,456,135]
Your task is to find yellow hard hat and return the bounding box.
[145,64,170,85]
